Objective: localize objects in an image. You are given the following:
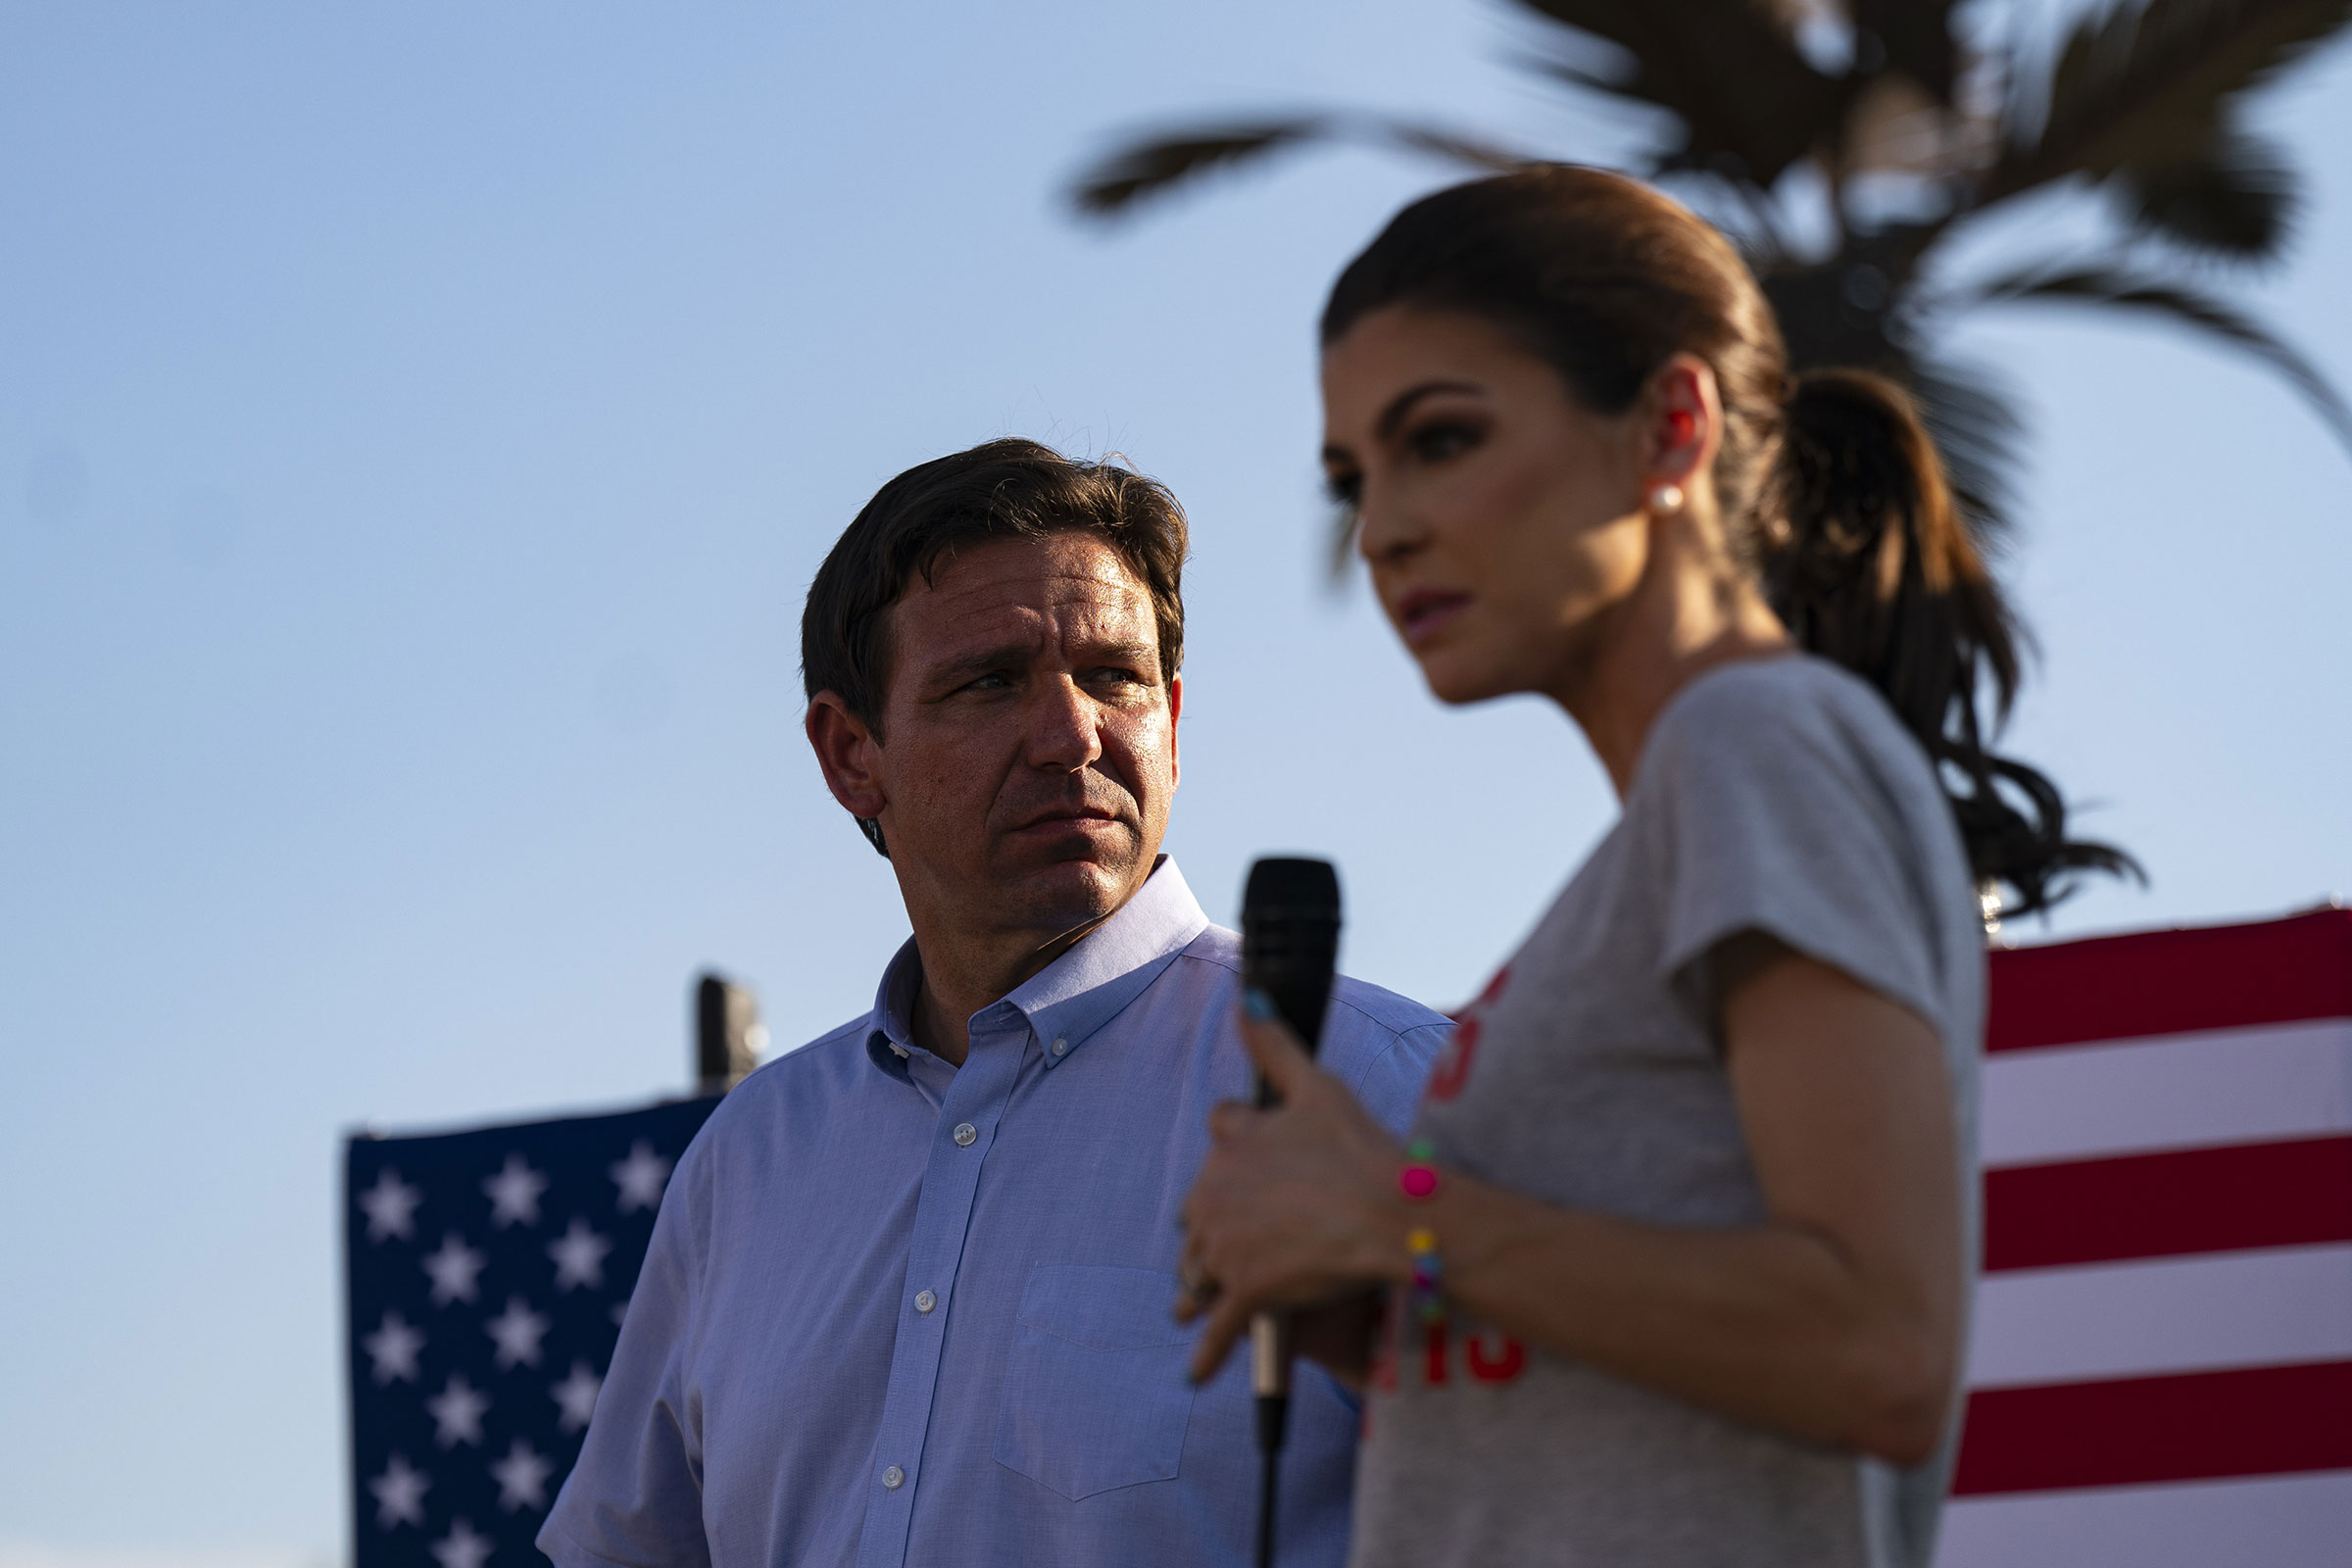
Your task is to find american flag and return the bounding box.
[1945,906,2352,1561]
[344,1095,720,1568]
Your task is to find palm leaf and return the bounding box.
[1069,119,1330,219]
[1852,0,1962,103]
[1985,0,2352,206]
[1510,0,1853,184]
[1968,264,2352,454]
[1068,115,1530,220]
[2116,127,2298,257]
[1904,354,2028,550]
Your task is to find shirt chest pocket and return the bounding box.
[993,1263,1198,1501]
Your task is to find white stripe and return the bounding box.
[1967,1244,2352,1388]
[1939,1470,2352,1567]
[1982,1018,2352,1167]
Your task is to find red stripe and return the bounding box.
[1983,1135,2352,1272]
[1954,1360,2352,1494]
[1987,907,2352,1053]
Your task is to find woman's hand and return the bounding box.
[1176,993,1412,1383]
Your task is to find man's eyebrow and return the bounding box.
[921,638,1160,686]
[923,643,1036,686]
[1076,639,1160,667]
[1375,378,1484,442]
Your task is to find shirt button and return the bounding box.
[953,1122,977,1147]
[914,1290,937,1314]
[1051,1036,1068,1057]
[882,1465,906,1490]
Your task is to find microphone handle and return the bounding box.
[1238,859,1340,1568]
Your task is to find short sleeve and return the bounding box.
[538,1142,713,1568]
[1642,666,1952,1044]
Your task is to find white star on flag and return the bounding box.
[548,1216,612,1293]
[363,1309,426,1385]
[550,1359,603,1433]
[482,1152,549,1229]
[368,1452,430,1529]
[425,1372,491,1448]
[484,1296,551,1370]
[609,1140,673,1214]
[429,1517,493,1568]
[490,1436,556,1512]
[421,1233,487,1306]
[358,1169,422,1243]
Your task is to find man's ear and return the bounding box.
[805,692,887,822]
[1165,671,1182,791]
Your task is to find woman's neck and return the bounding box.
[1553,543,1790,800]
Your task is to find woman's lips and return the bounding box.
[1396,590,1471,647]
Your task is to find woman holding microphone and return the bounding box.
[1176,167,2126,1568]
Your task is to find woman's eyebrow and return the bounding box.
[1376,378,1484,440]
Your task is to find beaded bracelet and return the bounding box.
[1399,1139,1445,1327]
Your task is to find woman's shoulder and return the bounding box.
[1641,653,1936,804]
[1655,651,1898,739]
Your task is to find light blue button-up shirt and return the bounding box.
[541,859,1446,1568]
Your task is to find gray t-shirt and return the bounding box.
[1351,655,1984,1568]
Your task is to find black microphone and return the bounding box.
[1238,856,1342,1568]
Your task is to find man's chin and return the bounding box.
[992,850,1148,931]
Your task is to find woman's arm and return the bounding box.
[1179,949,1963,1465]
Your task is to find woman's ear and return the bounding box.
[1642,354,1720,490]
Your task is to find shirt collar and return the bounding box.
[864,858,1211,1080]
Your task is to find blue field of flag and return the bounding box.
[344,1095,721,1568]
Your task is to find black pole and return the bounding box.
[694,971,760,1094]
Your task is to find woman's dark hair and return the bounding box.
[801,437,1190,857]
[1323,167,2132,916]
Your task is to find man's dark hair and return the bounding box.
[802,438,1190,855]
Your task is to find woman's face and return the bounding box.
[1320,305,1651,707]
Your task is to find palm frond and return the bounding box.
[1754,225,1945,375]
[1967,264,2352,455]
[2116,127,2298,258]
[1067,116,1531,220]
[1905,354,2028,550]
[1069,119,1332,219]
[1509,0,1854,185]
[1984,0,2352,206]
[1852,0,1962,103]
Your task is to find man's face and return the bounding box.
[855,530,1180,949]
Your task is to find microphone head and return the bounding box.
[1242,857,1341,925]
[1241,857,1342,1068]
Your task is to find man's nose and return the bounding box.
[1026,675,1103,771]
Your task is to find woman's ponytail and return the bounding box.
[1763,370,2135,915]
[1321,166,2137,917]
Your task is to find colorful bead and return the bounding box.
[1404,1222,1446,1329]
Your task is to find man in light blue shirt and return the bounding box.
[541,440,1446,1568]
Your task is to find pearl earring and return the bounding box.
[1646,483,1685,514]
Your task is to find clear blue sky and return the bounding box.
[2,3,2346,1562]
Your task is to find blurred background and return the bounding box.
[1,2,2346,1563]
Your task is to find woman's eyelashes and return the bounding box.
[1404,416,1486,465]
[1322,413,1482,510]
